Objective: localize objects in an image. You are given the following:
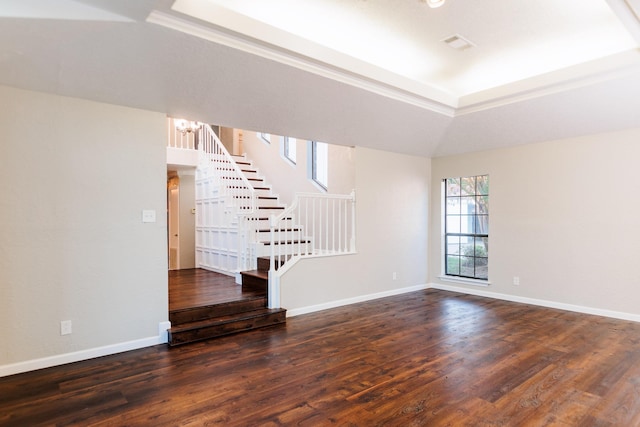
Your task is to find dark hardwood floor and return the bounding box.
[169,268,264,311]
[3,289,640,426]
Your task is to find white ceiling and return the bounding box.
[1,0,639,157]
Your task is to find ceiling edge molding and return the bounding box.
[455,51,640,116]
[607,0,640,42]
[146,10,456,117]
[0,0,133,21]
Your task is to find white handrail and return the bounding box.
[267,190,356,307]
[196,124,257,271]
[198,124,257,215]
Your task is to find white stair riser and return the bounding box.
[232,198,281,208]
[255,243,312,257]
[255,230,305,241]
[246,219,296,229]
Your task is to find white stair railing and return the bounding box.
[199,124,256,211]
[195,124,258,273]
[267,191,356,308]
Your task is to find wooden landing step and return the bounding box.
[169,295,266,325]
[240,257,289,292]
[168,293,286,346]
[241,269,269,292]
[168,308,286,346]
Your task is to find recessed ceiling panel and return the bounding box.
[171,0,638,101]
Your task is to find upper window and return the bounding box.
[283,136,297,164]
[444,175,489,280]
[311,141,328,189]
[259,132,271,144]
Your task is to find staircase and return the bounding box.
[168,271,286,345]
[168,257,288,346]
[171,147,296,345]
[168,123,355,345]
[240,255,288,292]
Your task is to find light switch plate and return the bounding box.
[142,210,156,223]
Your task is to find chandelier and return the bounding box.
[423,0,445,8]
[174,119,202,134]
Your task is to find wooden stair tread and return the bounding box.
[239,206,285,210]
[169,295,267,325]
[170,294,265,313]
[247,216,292,221]
[261,240,311,245]
[227,185,269,189]
[232,196,277,200]
[217,167,255,172]
[168,308,287,346]
[257,256,290,271]
[241,269,269,280]
[169,308,285,333]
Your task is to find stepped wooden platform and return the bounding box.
[168,268,286,346]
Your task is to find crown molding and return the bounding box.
[148,6,640,119]
[146,10,457,117]
[455,49,640,115]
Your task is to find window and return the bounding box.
[444,175,489,280]
[258,132,270,143]
[311,141,328,189]
[283,136,297,164]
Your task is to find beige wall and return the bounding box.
[219,126,236,155]
[0,86,168,367]
[281,147,430,312]
[430,128,640,317]
[241,131,355,205]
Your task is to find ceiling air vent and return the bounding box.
[442,34,475,50]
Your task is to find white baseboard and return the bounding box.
[429,283,640,323]
[286,283,430,317]
[0,322,171,378]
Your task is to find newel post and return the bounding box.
[268,214,279,308]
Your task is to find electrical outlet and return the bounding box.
[513,276,520,286]
[60,320,72,335]
[393,272,397,280]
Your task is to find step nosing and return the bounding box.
[170,310,286,333]
[169,297,267,314]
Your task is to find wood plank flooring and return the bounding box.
[169,268,264,311]
[3,289,640,426]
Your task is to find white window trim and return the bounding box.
[259,132,271,144]
[438,275,491,287]
[308,140,328,191]
[280,136,297,165]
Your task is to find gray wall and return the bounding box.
[241,130,356,206]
